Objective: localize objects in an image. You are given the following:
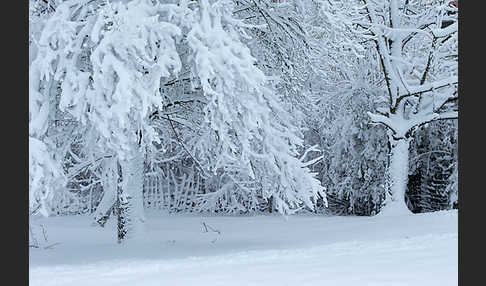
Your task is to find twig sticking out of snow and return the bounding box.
[40,224,48,242]
[29,224,61,250]
[201,222,221,235]
[43,242,61,250]
[29,242,61,250]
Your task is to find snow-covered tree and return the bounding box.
[292,0,383,215]
[29,0,186,241]
[184,0,324,215]
[310,80,388,216]
[356,0,458,214]
[29,0,326,243]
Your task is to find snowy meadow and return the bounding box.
[30,211,457,286]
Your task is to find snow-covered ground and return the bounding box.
[29,210,457,286]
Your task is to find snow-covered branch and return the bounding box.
[431,22,457,38]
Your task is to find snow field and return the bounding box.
[30,210,457,286]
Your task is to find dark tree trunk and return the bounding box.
[116,161,131,244]
[117,188,131,243]
[268,196,273,213]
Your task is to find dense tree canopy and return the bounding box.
[29,0,458,241]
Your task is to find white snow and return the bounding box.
[30,210,457,286]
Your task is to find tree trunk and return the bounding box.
[117,177,130,243]
[117,147,145,243]
[93,156,117,227]
[380,138,412,215]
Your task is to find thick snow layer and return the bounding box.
[29,210,457,286]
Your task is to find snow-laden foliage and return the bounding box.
[29,137,66,216]
[298,0,386,215]
[29,0,66,216]
[29,0,326,240]
[183,0,324,214]
[310,83,388,216]
[29,0,458,232]
[233,1,311,112]
[53,0,183,159]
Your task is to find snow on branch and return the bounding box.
[407,77,457,95]
[431,22,457,38]
[394,76,458,108]
[407,110,458,136]
[367,112,396,133]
